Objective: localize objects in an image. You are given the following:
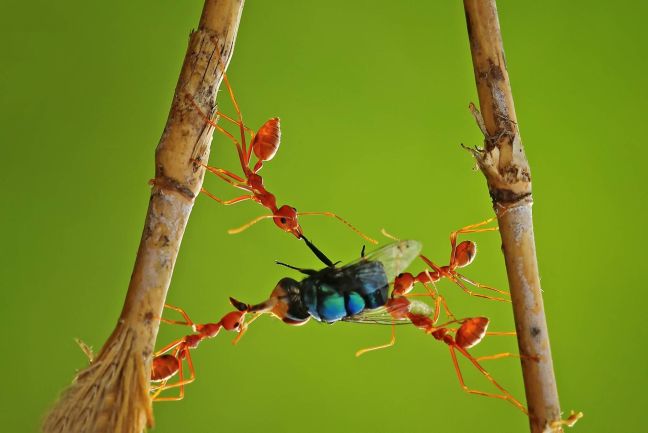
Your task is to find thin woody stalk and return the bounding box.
[42,1,244,432]
[462,1,567,432]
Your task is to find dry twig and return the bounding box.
[462,1,578,432]
[42,1,244,432]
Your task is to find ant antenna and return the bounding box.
[297,211,378,244]
[228,215,277,234]
[381,228,400,241]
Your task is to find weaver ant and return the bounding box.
[355,295,527,415]
[190,71,376,244]
[386,216,511,303]
[150,304,258,401]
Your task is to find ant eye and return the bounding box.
[292,207,296,211]
[280,217,287,224]
[234,322,240,328]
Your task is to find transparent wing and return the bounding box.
[342,240,422,283]
[341,298,435,325]
[341,306,412,325]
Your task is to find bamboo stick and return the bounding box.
[42,1,244,432]
[462,1,574,432]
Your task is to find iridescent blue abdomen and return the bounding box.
[300,260,389,323]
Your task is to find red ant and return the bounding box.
[150,304,258,401]
[385,216,511,303]
[355,295,528,415]
[190,72,376,244]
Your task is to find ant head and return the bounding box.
[274,205,302,238]
[219,311,246,332]
[230,279,310,326]
[392,273,415,297]
[454,241,477,268]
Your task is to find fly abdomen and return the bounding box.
[301,260,389,323]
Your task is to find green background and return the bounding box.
[2,1,646,432]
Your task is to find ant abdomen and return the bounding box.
[454,241,477,268]
[455,317,489,349]
[151,354,180,382]
[252,117,281,167]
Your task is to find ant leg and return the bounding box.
[153,349,196,400]
[203,168,248,191]
[454,216,498,233]
[150,377,171,400]
[200,188,255,205]
[418,255,444,274]
[449,275,511,303]
[485,331,516,337]
[200,163,253,194]
[438,296,456,322]
[451,345,528,415]
[221,74,251,167]
[232,313,261,345]
[153,367,186,402]
[188,96,247,170]
[422,284,456,323]
[416,279,451,323]
[475,352,525,362]
[199,161,247,184]
[456,273,510,297]
[355,323,396,357]
[448,217,498,264]
[419,252,508,302]
[161,304,195,327]
[215,110,257,156]
[154,338,186,357]
[215,110,255,138]
[380,228,399,241]
[215,123,248,172]
[297,211,377,244]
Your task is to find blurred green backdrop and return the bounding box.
[2,1,646,432]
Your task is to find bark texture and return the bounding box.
[42,1,244,432]
[462,1,564,432]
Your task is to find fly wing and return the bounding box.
[341,306,411,325]
[342,299,434,325]
[342,240,422,283]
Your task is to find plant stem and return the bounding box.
[462,1,564,432]
[42,1,244,432]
